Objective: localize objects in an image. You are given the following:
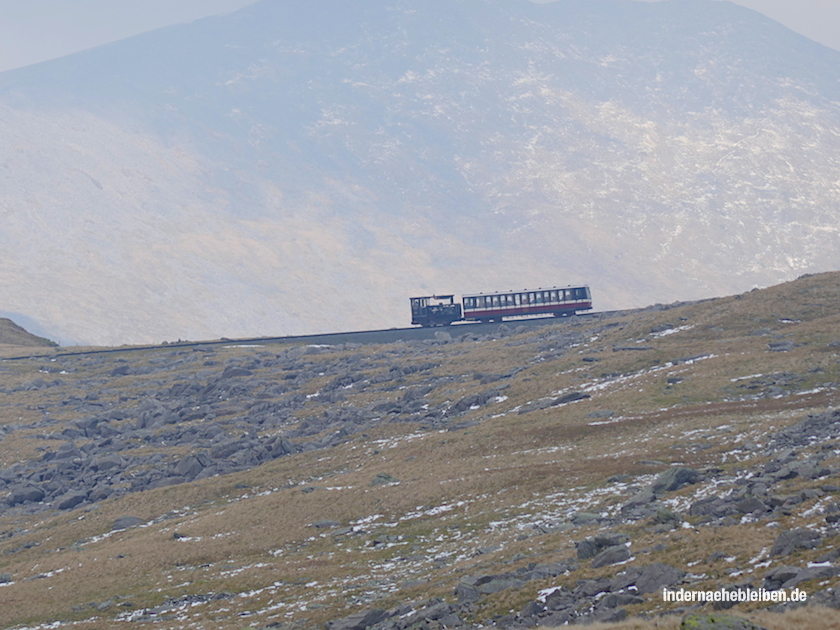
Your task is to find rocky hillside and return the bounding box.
[1,0,839,344]
[0,318,56,348]
[1,272,840,629]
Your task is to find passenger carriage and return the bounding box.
[462,285,592,322]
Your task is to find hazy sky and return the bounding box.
[0,0,838,73]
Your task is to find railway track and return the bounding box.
[2,312,606,362]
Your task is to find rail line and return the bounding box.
[2,312,606,362]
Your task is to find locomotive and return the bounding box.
[410,285,592,327]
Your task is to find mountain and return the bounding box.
[2,272,840,628]
[1,0,839,345]
[0,318,56,347]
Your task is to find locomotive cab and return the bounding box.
[410,295,463,327]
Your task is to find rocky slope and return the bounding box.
[1,0,839,344]
[0,318,57,348]
[1,272,840,629]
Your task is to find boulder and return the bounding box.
[221,366,253,379]
[762,565,801,590]
[734,496,768,514]
[55,490,87,510]
[576,532,629,559]
[634,563,685,594]
[621,487,656,512]
[174,455,205,479]
[90,454,124,471]
[369,473,398,486]
[779,565,838,589]
[551,391,590,405]
[651,466,701,493]
[326,608,389,630]
[112,516,145,531]
[599,592,644,608]
[591,545,632,568]
[6,484,45,506]
[769,528,822,557]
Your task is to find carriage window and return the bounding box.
[492,295,500,307]
[550,291,557,302]
[515,294,521,306]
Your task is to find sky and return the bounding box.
[0,0,838,73]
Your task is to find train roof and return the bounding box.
[462,284,589,298]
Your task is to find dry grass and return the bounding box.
[1,273,840,628]
[542,605,840,630]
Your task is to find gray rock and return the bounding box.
[221,366,253,379]
[541,586,574,611]
[591,608,628,624]
[422,602,454,620]
[55,490,87,510]
[689,496,737,518]
[574,577,611,598]
[735,496,769,514]
[762,565,801,590]
[769,528,822,556]
[570,511,601,525]
[768,340,795,352]
[780,564,838,589]
[591,545,632,568]
[651,466,701,493]
[622,487,656,512]
[576,532,630,559]
[327,608,389,630]
[311,520,341,529]
[112,516,145,531]
[475,574,526,595]
[369,473,398,486]
[90,454,124,471]
[174,455,205,479]
[551,391,590,405]
[454,582,480,603]
[7,484,45,506]
[528,562,572,580]
[650,507,683,525]
[634,563,685,594]
[0,573,11,583]
[599,592,644,608]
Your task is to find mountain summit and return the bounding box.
[2,0,839,344]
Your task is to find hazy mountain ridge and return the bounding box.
[1,0,839,344]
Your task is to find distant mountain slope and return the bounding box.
[1,0,839,344]
[0,318,56,347]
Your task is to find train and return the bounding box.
[410,285,592,327]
